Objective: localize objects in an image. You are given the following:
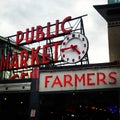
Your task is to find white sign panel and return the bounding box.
[39,67,120,92]
[0,82,31,92]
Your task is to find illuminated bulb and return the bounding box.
[72,93,75,95]
[50,112,53,114]
[4,97,7,101]
[80,105,82,108]
[71,114,75,117]
[91,106,96,110]
[104,109,107,112]
[20,101,23,104]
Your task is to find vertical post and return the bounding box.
[118,88,120,120]
[29,67,40,120]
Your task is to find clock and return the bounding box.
[60,32,88,63]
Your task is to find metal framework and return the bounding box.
[0,15,90,81]
[6,15,89,68]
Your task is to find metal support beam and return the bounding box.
[29,67,40,120]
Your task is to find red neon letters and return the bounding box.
[16,16,72,46]
[0,41,61,71]
[44,72,117,88]
[0,16,72,71]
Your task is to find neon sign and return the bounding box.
[39,67,120,92]
[16,16,71,46]
[0,16,72,72]
[0,15,89,80]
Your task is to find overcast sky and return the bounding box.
[0,0,109,64]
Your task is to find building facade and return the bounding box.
[94,0,120,62]
[0,3,120,120]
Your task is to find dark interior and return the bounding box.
[40,90,119,120]
[0,89,119,120]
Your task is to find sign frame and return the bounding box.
[39,65,120,92]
